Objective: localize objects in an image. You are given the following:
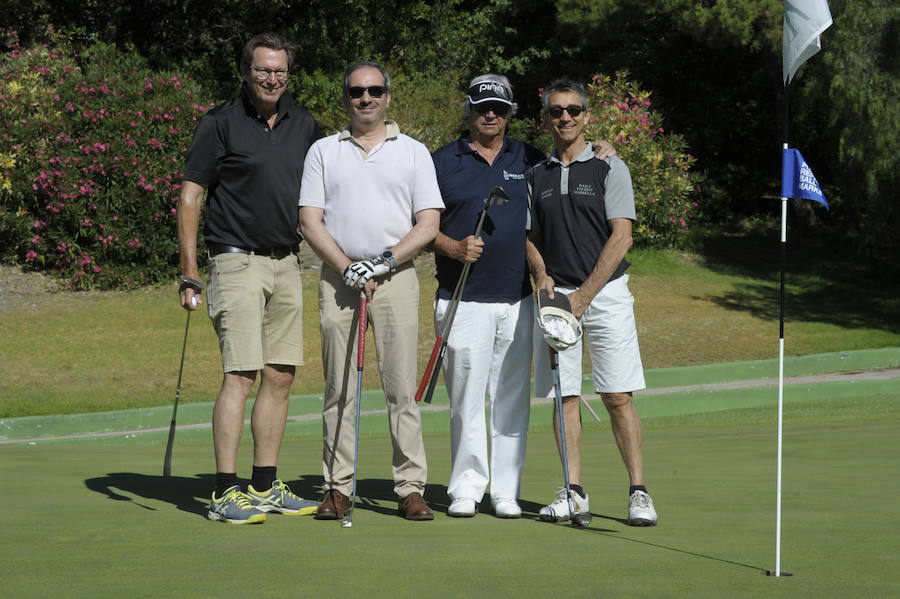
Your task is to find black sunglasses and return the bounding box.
[347,86,388,99]
[546,104,585,118]
[474,103,510,117]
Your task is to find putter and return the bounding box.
[416,186,510,403]
[550,346,592,528]
[163,295,197,477]
[342,291,368,528]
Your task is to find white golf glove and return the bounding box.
[343,258,390,289]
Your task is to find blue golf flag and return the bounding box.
[781,148,828,208]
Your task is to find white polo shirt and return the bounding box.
[299,121,444,260]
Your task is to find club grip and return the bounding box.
[415,338,443,402]
[423,344,446,404]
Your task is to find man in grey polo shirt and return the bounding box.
[299,61,444,521]
[527,78,658,527]
[177,33,320,524]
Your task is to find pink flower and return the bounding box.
[31,235,41,244]
[25,251,38,260]
[32,220,46,229]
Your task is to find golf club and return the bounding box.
[163,294,198,477]
[342,291,368,528]
[550,346,592,528]
[416,186,510,403]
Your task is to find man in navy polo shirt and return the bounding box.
[527,78,657,527]
[431,74,543,518]
[177,33,321,524]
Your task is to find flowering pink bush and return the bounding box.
[0,30,211,289]
[529,72,700,248]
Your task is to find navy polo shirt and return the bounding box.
[183,85,321,250]
[432,136,545,302]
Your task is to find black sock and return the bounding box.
[630,485,648,496]
[251,466,277,492]
[216,472,239,497]
[569,484,586,499]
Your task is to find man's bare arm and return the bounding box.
[567,218,633,318]
[298,206,353,274]
[391,208,441,264]
[432,230,484,263]
[176,180,207,309]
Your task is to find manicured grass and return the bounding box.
[4,394,899,598]
[2,231,899,418]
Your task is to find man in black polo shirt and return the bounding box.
[177,32,320,524]
[527,79,657,527]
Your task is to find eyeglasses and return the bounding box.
[347,86,388,99]
[474,103,510,117]
[546,105,585,118]
[250,66,289,81]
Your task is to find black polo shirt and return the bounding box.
[432,136,545,302]
[183,85,321,250]
[527,144,637,288]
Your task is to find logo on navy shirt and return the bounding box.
[503,169,525,181]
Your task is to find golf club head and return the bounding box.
[485,186,509,207]
[572,512,593,528]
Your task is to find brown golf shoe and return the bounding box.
[398,492,434,521]
[315,489,350,520]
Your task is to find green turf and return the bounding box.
[3,390,899,598]
[3,425,897,597]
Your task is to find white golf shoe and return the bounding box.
[491,498,522,519]
[448,498,477,517]
[627,490,657,526]
[539,487,589,522]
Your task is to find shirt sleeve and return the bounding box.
[411,142,445,214]
[603,156,637,221]
[297,138,327,209]
[183,114,222,185]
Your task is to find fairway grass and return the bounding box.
[3,393,899,598]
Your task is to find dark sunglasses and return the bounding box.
[474,103,510,117]
[347,85,388,99]
[546,104,585,118]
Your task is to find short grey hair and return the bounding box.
[240,33,294,78]
[541,78,589,112]
[343,61,391,95]
[462,73,518,119]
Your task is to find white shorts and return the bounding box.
[534,275,646,397]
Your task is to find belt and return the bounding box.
[207,242,298,258]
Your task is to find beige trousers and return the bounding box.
[318,263,427,498]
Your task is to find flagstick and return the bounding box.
[773,76,791,578]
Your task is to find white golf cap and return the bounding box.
[537,289,582,351]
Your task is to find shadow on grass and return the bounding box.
[694,231,900,333]
[84,472,212,515]
[583,513,769,573]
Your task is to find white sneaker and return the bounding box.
[628,490,657,526]
[491,498,522,519]
[539,487,589,522]
[448,498,477,517]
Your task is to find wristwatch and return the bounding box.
[178,275,204,293]
[381,250,397,272]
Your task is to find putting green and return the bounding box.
[2,392,898,598]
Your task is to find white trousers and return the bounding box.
[435,296,533,503]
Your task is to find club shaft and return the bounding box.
[346,292,368,526]
[550,348,576,522]
[163,309,192,476]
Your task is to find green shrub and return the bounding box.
[0,31,211,289]
[529,72,700,248]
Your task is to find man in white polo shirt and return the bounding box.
[299,61,444,521]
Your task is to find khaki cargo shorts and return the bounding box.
[206,252,304,373]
